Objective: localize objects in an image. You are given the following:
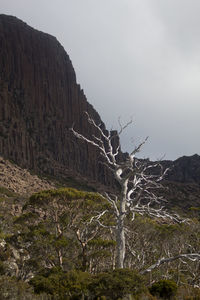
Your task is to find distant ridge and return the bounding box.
[163,154,200,184]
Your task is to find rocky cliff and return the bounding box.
[0,14,114,186]
[165,154,200,184]
[162,154,200,210]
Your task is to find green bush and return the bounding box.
[89,268,146,299]
[30,268,91,299]
[149,279,178,299]
[30,268,147,299]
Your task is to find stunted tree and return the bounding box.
[18,188,114,273]
[71,113,181,269]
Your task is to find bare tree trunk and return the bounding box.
[81,243,87,272]
[116,184,127,268]
[116,214,125,268]
[57,249,63,269]
[76,229,88,271]
[55,209,64,269]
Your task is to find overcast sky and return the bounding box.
[1,0,200,160]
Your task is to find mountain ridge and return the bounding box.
[0,14,199,198]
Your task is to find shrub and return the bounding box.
[30,268,91,299]
[149,279,178,299]
[30,268,148,299]
[88,268,146,299]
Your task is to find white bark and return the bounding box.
[70,113,181,269]
[142,253,200,274]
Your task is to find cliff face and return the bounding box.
[0,15,113,186]
[159,154,200,210]
[162,154,200,184]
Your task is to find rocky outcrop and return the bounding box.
[0,15,113,186]
[158,154,200,210]
[162,154,200,184]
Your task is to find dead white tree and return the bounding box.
[70,113,181,269]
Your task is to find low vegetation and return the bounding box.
[0,186,199,299]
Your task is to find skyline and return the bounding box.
[1,0,200,160]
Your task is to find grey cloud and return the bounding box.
[151,0,200,55]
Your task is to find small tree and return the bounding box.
[71,113,180,269]
[20,188,114,273]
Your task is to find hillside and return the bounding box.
[0,156,55,195]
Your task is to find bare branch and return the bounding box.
[142,253,200,274]
[70,126,115,166]
[118,117,133,135]
[130,136,149,159]
[104,192,119,217]
[86,209,115,229]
